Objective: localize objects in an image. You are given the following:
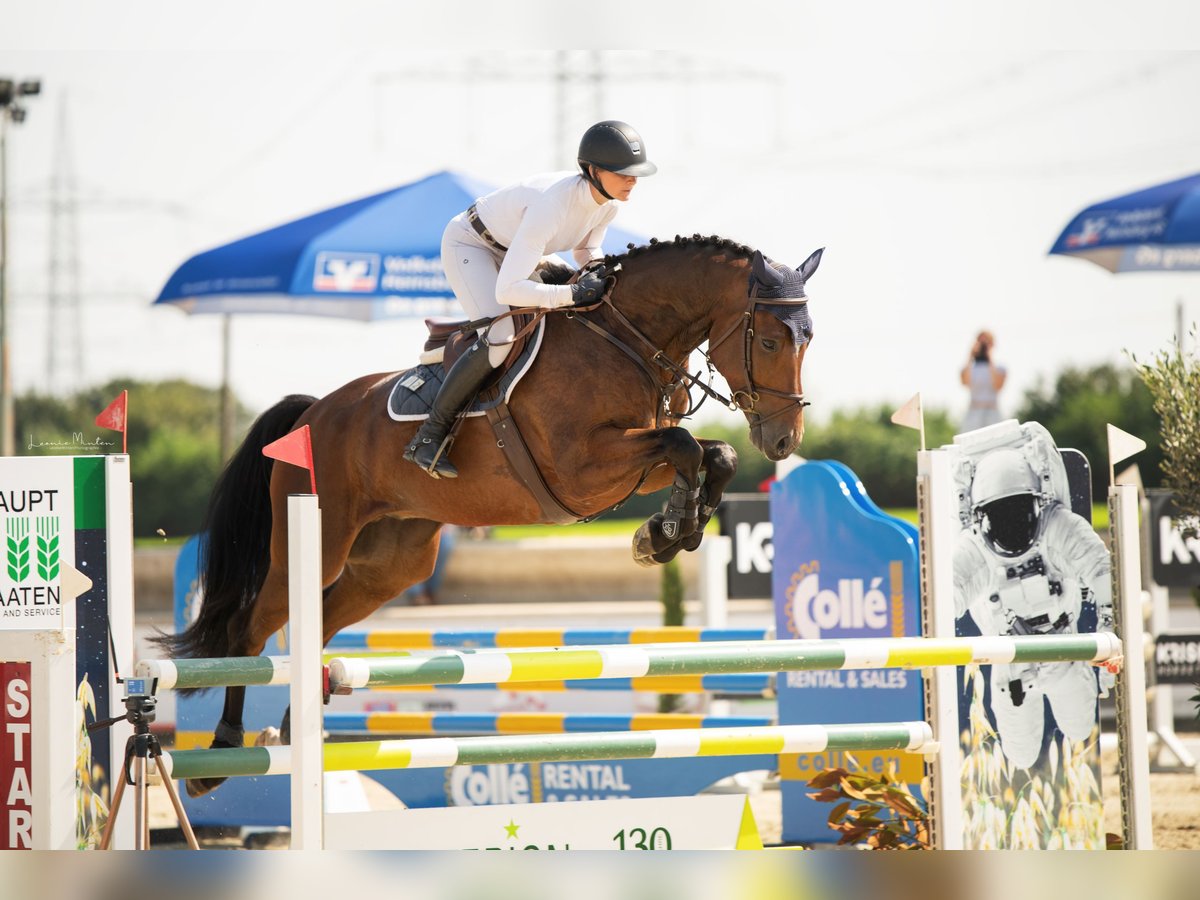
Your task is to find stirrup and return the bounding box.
[404,436,458,479]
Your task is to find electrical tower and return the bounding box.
[373,51,782,171]
[46,92,83,393]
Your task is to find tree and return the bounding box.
[1016,363,1163,502]
[16,379,253,538]
[1134,334,1200,537]
[795,405,959,507]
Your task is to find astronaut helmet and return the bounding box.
[970,447,1048,558]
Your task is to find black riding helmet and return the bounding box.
[578,120,657,199]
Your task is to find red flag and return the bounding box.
[95,390,128,454]
[262,425,317,494]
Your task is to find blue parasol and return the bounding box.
[1049,172,1200,274]
[155,170,645,321]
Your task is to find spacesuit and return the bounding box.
[953,446,1113,770]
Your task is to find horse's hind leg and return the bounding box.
[275,517,443,744]
[183,565,294,798]
[319,516,443,638]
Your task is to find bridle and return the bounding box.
[701,278,812,424]
[565,268,812,427]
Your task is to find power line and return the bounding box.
[782,52,1200,170]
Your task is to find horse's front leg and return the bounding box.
[676,439,739,553]
[631,426,703,567]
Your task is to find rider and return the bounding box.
[403,120,657,479]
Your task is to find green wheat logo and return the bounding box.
[7,518,30,583]
[36,517,60,581]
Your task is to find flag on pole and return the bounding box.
[95,390,128,454]
[1106,423,1147,488]
[262,425,317,495]
[890,393,925,451]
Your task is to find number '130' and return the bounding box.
[613,827,672,850]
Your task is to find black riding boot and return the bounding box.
[403,342,495,479]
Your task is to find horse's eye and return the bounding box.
[760,338,780,353]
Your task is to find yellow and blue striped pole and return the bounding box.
[326,626,775,651]
[322,711,775,735]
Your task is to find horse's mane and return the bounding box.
[603,233,755,266]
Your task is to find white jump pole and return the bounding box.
[917,448,965,850]
[287,494,323,850]
[1109,483,1154,849]
[698,535,730,629]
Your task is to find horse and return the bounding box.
[157,233,822,797]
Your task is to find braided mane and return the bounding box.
[603,233,756,265]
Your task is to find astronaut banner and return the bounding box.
[947,419,1110,849]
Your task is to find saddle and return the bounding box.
[387,312,543,421]
[419,311,538,389]
[390,261,617,524]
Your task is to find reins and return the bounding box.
[565,264,812,428]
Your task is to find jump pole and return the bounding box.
[1110,482,1154,848]
[287,493,323,850]
[917,448,965,849]
[324,634,1122,691]
[158,721,936,781]
[139,633,1122,691]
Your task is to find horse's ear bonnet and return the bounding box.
[749,249,816,345]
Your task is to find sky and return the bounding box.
[4,2,1200,436]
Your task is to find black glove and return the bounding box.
[570,271,606,306]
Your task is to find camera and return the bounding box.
[122,677,158,729]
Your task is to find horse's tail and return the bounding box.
[152,394,316,666]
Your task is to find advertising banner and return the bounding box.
[770,460,921,844]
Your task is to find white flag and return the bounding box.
[891,393,925,450]
[890,393,923,430]
[60,563,94,601]
[1107,424,1147,469]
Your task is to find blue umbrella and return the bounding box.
[155,170,646,321]
[1049,172,1200,273]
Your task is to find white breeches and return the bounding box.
[441,216,513,368]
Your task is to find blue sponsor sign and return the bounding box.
[770,460,922,844]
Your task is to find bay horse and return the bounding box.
[157,234,822,797]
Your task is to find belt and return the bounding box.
[466,204,507,252]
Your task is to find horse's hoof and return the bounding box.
[254,726,281,746]
[632,521,661,567]
[185,776,227,798]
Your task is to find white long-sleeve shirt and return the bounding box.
[473,172,619,308]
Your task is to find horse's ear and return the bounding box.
[752,250,784,285]
[797,248,824,282]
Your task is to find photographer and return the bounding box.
[960,330,1007,433]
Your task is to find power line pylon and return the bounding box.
[47,92,83,393]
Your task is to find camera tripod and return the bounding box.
[90,692,200,850]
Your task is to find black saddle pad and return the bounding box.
[387,318,545,421]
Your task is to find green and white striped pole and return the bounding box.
[158,721,936,781]
[326,633,1123,691]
